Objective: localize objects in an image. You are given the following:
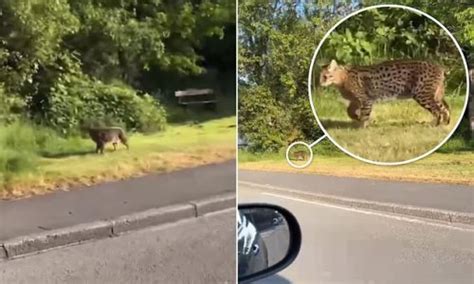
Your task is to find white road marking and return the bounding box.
[259,192,474,233]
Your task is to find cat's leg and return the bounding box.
[413,92,446,126]
[358,99,373,128]
[347,99,372,128]
[347,100,361,120]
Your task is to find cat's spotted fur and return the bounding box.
[319,59,450,127]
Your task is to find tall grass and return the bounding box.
[0,122,91,189]
[0,123,38,189]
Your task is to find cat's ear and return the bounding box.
[328,59,338,70]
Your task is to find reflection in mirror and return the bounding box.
[238,207,290,279]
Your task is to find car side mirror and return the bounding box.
[238,203,301,283]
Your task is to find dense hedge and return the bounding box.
[43,75,167,135]
[238,85,292,152]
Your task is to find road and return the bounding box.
[0,160,235,241]
[0,209,236,284]
[239,184,474,284]
[240,170,474,213]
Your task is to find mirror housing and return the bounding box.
[238,203,301,283]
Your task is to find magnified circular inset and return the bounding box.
[286,142,313,169]
[308,4,469,166]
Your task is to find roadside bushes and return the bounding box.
[43,75,167,135]
[238,86,292,152]
[238,81,323,152]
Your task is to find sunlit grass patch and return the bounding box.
[0,117,236,199]
[312,90,466,162]
[239,149,474,186]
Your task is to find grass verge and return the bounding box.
[1,117,236,199]
[239,146,474,186]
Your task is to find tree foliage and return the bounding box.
[239,0,473,152]
[66,0,235,85]
[319,7,467,90]
[239,0,352,151]
[239,85,292,152]
[0,0,235,134]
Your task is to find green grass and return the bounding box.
[0,117,236,199]
[239,149,474,186]
[238,150,283,163]
[312,89,467,163]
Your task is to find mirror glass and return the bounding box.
[238,207,290,279]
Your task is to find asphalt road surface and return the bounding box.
[0,209,236,284]
[240,170,474,213]
[0,160,235,241]
[239,184,474,284]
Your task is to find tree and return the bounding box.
[66,0,235,87]
[238,0,356,151]
[0,0,235,133]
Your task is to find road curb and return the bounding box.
[190,193,237,216]
[2,221,113,259]
[112,204,196,235]
[240,181,474,226]
[0,192,235,260]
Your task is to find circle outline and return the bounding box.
[286,141,314,169]
[308,4,470,166]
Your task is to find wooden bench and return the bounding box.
[175,88,217,110]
